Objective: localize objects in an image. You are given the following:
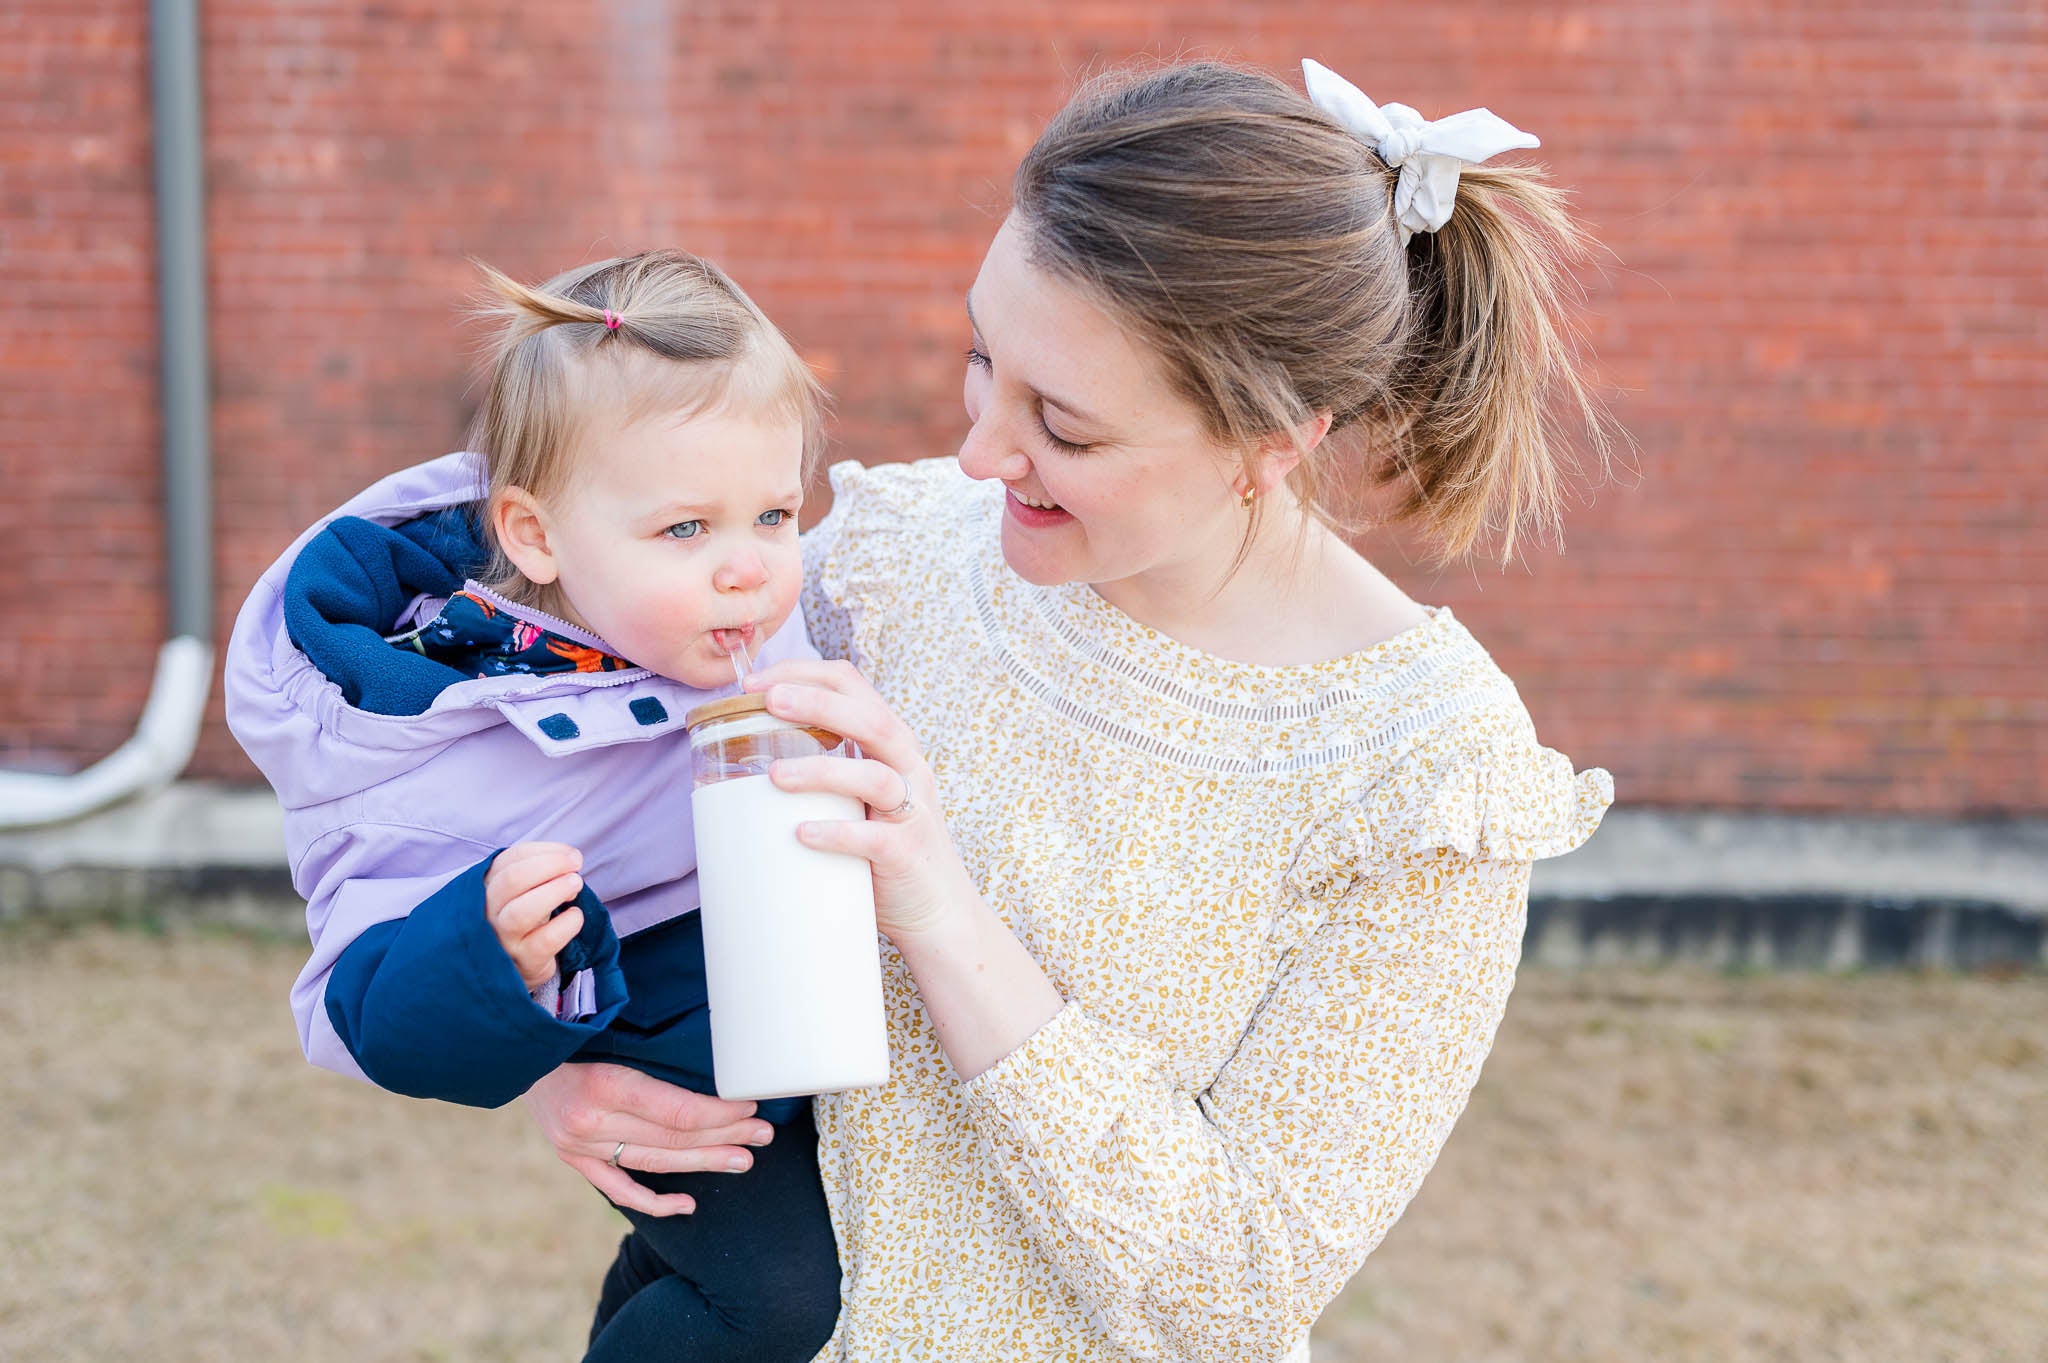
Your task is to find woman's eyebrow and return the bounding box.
[965,291,1105,429]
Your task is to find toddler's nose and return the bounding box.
[715,548,770,592]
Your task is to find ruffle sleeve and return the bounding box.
[801,457,969,666]
[1289,724,1614,903]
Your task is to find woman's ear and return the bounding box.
[492,486,559,586]
[1241,412,1334,497]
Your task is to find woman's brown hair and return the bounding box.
[467,250,828,601]
[1012,60,1610,563]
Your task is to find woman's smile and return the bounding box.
[1004,486,1072,528]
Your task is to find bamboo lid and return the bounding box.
[683,693,772,730]
[683,692,844,750]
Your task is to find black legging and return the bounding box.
[583,1105,841,1363]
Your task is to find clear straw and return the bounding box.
[728,636,750,688]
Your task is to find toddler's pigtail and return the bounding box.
[469,259,618,369]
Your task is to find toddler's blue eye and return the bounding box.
[757,509,793,528]
[664,521,704,540]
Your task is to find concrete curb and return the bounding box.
[1524,808,2048,969]
[0,783,298,934]
[2,784,2043,968]
[1529,808,2048,913]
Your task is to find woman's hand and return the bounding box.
[523,1062,774,1217]
[743,659,981,942]
[745,658,1066,1079]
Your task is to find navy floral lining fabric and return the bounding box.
[390,589,634,679]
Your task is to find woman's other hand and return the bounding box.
[523,1062,774,1217]
[743,659,981,942]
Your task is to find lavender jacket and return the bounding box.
[224,452,817,1109]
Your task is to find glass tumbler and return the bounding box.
[684,694,889,1100]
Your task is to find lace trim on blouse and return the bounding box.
[970,551,1523,775]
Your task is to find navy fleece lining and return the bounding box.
[284,507,490,716]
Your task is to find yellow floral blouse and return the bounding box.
[799,457,1612,1362]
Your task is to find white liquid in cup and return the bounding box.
[691,774,890,1101]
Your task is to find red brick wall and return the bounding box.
[4,2,2042,813]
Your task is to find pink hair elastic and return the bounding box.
[602,308,622,331]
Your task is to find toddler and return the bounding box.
[225,250,843,1362]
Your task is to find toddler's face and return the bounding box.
[536,404,806,688]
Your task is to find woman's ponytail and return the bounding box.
[1387,164,1611,561]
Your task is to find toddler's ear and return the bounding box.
[493,486,559,586]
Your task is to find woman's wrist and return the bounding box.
[887,883,1066,1082]
[877,858,983,948]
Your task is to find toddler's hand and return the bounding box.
[485,842,586,991]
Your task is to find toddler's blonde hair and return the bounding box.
[467,250,828,602]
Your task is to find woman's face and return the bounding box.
[958,217,1249,601]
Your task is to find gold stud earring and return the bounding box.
[1240,488,1256,509]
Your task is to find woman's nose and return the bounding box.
[957,410,1031,484]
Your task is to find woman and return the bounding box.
[531,57,1612,1359]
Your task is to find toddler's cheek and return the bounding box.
[768,559,805,617]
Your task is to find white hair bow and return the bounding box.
[1301,58,1539,246]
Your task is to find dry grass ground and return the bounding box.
[2,925,2043,1362]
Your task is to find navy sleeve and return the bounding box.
[323,851,629,1108]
